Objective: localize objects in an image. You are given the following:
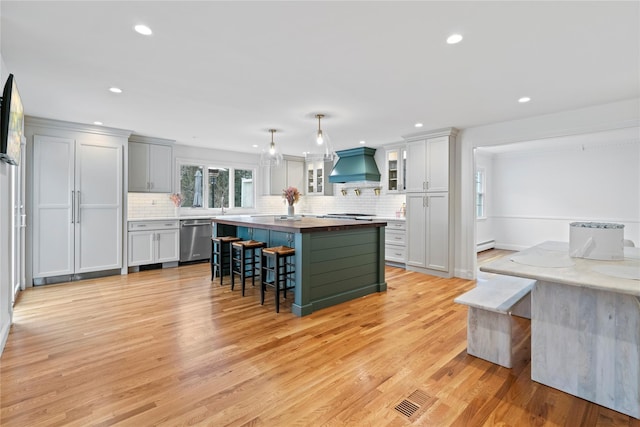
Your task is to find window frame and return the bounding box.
[475,168,486,220]
[175,157,257,213]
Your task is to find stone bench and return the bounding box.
[454,274,536,368]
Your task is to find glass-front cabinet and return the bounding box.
[385,145,406,193]
[305,158,334,196]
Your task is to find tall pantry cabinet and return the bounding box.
[404,128,458,278]
[26,117,131,285]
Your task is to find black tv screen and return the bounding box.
[0,74,24,166]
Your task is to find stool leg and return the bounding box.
[219,243,225,286]
[241,248,246,296]
[275,254,280,313]
[231,246,237,291]
[260,252,267,305]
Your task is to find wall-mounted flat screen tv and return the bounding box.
[0,74,24,166]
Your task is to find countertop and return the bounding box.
[129,214,405,222]
[479,241,640,297]
[212,215,387,233]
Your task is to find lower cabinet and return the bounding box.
[128,220,179,266]
[385,220,406,265]
[406,192,450,273]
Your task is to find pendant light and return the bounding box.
[316,114,325,145]
[305,113,335,161]
[259,129,284,166]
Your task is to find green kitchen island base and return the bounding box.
[212,216,387,316]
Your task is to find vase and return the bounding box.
[287,205,295,217]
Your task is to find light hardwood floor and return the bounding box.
[1,255,637,426]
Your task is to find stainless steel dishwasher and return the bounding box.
[179,219,212,262]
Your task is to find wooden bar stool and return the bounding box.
[231,240,266,296]
[261,246,296,313]
[211,236,241,285]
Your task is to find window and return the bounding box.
[475,169,486,219]
[179,162,254,210]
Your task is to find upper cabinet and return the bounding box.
[405,130,456,193]
[261,156,305,196]
[305,158,334,196]
[128,135,174,193]
[385,144,406,193]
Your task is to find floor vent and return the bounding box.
[393,388,430,420]
[394,399,420,417]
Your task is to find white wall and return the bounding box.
[454,98,640,279]
[0,52,13,354]
[488,138,639,250]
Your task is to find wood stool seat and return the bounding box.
[261,245,296,313]
[211,236,241,285]
[231,240,266,296]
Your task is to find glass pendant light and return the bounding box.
[260,129,283,166]
[305,113,335,161]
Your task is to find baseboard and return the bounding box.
[476,240,496,252]
[0,319,10,356]
[454,268,474,280]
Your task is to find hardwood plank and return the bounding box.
[0,259,635,426]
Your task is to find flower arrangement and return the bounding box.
[169,193,183,207]
[282,186,300,206]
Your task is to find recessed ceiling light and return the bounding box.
[93,121,103,125]
[518,96,531,103]
[359,140,366,145]
[252,144,259,148]
[447,34,463,44]
[414,123,423,128]
[134,24,152,36]
[109,87,122,94]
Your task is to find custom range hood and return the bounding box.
[329,147,381,183]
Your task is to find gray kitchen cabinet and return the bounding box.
[28,118,129,284]
[128,220,179,267]
[305,158,334,196]
[262,156,305,196]
[128,135,173,193]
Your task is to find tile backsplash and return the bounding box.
[128,183,406,219]
[128,193,177,218]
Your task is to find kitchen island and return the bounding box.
[480,241,640,419]
[212,216,387,316]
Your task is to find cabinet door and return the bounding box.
[32,135,75,278]
[386,149,399,192]
[425,193,449,271]
[306,162,315,194]
[128,231,155,266]
[287,160,304,194]
[270,162,287,196]
[128,141,150,192]
[405,193,426,268]
[155,229,179,263]
[149,144,172,193]
[405,140,427,192]
[75,140,123,273]
[426,136,449,192]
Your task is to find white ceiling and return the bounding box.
[1,1,639,156]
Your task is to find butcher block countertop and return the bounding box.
[211,215,387,233]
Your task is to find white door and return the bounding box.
[155,229,179,263]
[128,231,155,266]
[426,136,449,192]
[32,135,75,278]
[405,193,426,268]
[75,140,123,273]
[10,139,26,301]
[405,140,426,192]
[425,193,449,271]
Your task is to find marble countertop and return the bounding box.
[480,241,640,297]
[212,215,387,233]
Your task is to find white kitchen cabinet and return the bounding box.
[385,145,406,193]
[262,156,305,196]
[406,135,450,192]
[406,192,449,271]
[128,135,173,193]
[128,220,179,266]
[31,128,126,283]
[305,158,334,196]
[385,220,406,265]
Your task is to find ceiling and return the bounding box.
[1,1,639,156]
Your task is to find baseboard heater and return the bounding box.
[476,240,496,253]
